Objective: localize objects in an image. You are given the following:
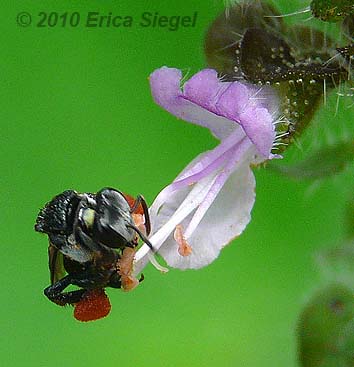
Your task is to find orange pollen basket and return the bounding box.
[74,289,111,322]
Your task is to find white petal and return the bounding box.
[158,156,256,269]
[133,172,219,274]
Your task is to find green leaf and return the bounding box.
[271,140,354,180]
[204,1,285,77]
[204,2,349,151]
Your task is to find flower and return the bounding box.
[134,66,281,273]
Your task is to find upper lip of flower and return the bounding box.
[149,67,279,158]
[133,66,281,273]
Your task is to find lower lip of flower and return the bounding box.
[133,132,256,273]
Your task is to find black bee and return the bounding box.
[35,188,153,306]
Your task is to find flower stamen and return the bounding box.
[174,224,192,257]
[147,253,169,273]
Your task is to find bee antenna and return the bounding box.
[127,224,156,253]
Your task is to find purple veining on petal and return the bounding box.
[176,128,246,181]
[149,129,247,218]
[149,140,240,219]
[184,138,252,238]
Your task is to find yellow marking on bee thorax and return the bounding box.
[82,208,95,228]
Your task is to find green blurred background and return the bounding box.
[1,1,352,366]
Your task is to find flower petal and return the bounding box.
[149,67,240,140]
[133,171,219,275]
[149,66,278,157]
[140,66,280,273]
[238,107,275,157]
[157,157,256,269]
[183,138,251,239]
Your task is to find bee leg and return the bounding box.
[44,271,109,306]
[130,195,151,236]
[44,275,86,306]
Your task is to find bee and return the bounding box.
[35,187,153,320]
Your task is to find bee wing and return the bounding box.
[48,233,93,263]
[48,243,66,284]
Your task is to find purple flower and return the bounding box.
[134,67,281,273]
